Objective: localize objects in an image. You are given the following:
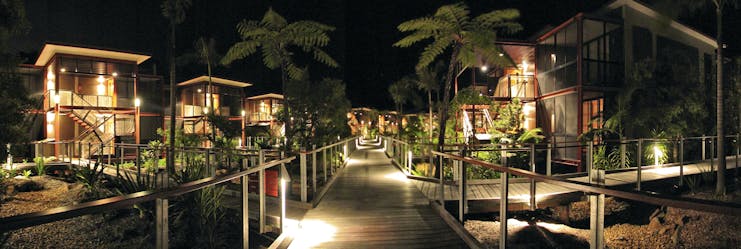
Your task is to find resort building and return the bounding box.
[243,93,284,138]
[466,0,717,170]
[27,42,163,157]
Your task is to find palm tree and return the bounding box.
[221,8,338,150]
[161,0,191,175]
[178,37,221,141]
[394,3,521,150]
[389,76,418,138]
[416,62,443,141]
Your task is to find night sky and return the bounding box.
[9,0,739,110]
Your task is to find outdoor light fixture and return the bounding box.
[47,80,54,90]
[46,112,55,122]
[241,110,246,117]
[96,76,106,95]
[480,65,488,72]
[134,98,141,107]
[60,68,66,72]
[53,94,60,104]
[112,72,118,77]
[498,53,504,57]
[653,145,663,166]
[197,88,202,93]
[203,107,209,114]
[551,54,557,63]
[521,60,528,74]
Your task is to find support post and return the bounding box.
[312,145,317,195]
[155,198,169,249]
[458,148,467,222]
[300,149,307,202]
[589,193,605,249]
[637,139,642,191]
[529,143,536,211]
[546,141,552,176]
[258,150,266,234]
[323,144,327,180]
[620,138,626,168]
[280,151,286,233]
[500,170,509,249]
[439,154,444,206]
[702,136,706,160]
[679,138,684,186]
[242,162,249,249]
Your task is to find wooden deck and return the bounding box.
[412,157,740,208]
[288,143,467,249]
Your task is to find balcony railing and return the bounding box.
[492,75,536,99]
[47,90,113,109]
[247,112,275,123]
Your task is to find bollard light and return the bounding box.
[653,145,663,166]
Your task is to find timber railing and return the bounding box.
[381,134,741,249]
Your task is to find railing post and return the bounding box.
[312,145,317,196]
[205,148,211,177]
[702,136,706,160]
[300,149,307,203]
[438,154,444,206]
[458,147,467,222]
[710,138,715,172]
[529,143,536,211]
[323,144,327,180]
[546,141,552,176]
[736,134,739,176]
[242,155,250,249]
[280,151,286,233]
[258,150,266,234]
[155,198,169,249]
[637,139,642,191]
[620,138,626,168]
[408,149,413,174]
[499,169,509,249]
[136,146,141,181]
[679,138,684,186]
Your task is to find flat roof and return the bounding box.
[177,76,252,88]
[247,93,283,100]
[34,42,151,66]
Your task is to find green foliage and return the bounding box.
[160,0,191,25]
[277,78,351,148]
[450,88,494,115]
[491,98,522,136]
[22,169,31,178]
[33,156,46,176]
[75,158,107,199]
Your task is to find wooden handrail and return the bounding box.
[431,151,741,216]
[0,156,296,232]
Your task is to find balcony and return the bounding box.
[247,112,275,124]
[47,90,113,109]
[491,75,536,100]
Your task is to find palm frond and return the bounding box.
[236,20,270,39]
[417,38,452,70]
[397,17,452,32]
[261,45,283,69]
[286,62,306,80]
[220,40,260,65]
[312,48,338,68]
[262,7,288,29]
[161,0,192,24]
[394,31,434,48]
[474,9,520,26]
[434,3,470,26]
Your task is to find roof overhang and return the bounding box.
[604,0,716,48]
[247,93,284,100]
[178,76,252,88]
[34,43,151,66]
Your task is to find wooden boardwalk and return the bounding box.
[412,157,740,207]
[288,142,467,249]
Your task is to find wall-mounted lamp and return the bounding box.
[134,98,141,107]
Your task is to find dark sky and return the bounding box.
[9,0,739,110]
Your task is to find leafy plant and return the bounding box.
[33,156,45,176]
[74,154,107,199]
[22,169,31,178]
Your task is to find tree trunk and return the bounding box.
[716,4,726,195]
[281,61,291,152]
[167,22,177,176]
[436,45,461,151]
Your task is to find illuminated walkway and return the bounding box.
[288,141,467,248]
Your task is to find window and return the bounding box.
[582,98,604,133]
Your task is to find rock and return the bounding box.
[671,224,682,247]
[679,215,691,225]
[8,178,44,192]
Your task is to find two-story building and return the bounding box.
[30,42,163,158]
[462,0,717,171]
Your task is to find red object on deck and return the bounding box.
[248,169,278,197]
